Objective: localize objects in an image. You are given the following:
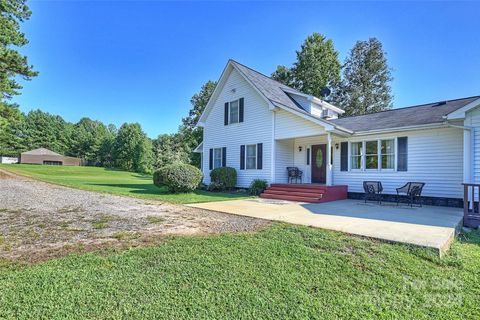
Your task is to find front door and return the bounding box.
[311,144,326,184]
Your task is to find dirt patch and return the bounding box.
[0,170,269,263]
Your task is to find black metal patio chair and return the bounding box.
[286,167,303,184]
[363,181,383,204]
[396,182,425,207]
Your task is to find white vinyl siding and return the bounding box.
[466,108,480,184]
[202,68,272,187]
[274,139,294,183]
[274,109,327,140]
[333,127,464,198]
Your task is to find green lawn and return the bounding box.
[0,164,249,204]
[0,224,479,319]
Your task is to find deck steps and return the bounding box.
[260,184,348,203]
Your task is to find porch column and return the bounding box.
[326,132,333,186]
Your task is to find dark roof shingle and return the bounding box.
[230,60,479,133]
[330,96,480,132]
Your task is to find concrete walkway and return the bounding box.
[188,199,464,255]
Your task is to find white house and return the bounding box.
[196,59,480,206]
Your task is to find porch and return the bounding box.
[188,198,464,255]
[274,133,336,185]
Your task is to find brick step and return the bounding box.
[260,193,322,203]
[267,186,326,194]
[264,189,325,198]
[270,184,327,190]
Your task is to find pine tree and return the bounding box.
[0,0,38,101]
[333,38,393,116]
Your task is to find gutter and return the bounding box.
[351,123,449,136]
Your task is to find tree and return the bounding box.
[292,33,341,98]
[270,33,341,100]
[152,134,189,169]
[177,80,216,167]
[113,123,153,173]
[0,0,38,101]
[0,102,25,155]
[332,38,393,116]
[71,117,114,165]
[22,109,73,154]
[271,65,296,88]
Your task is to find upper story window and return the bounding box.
[224,98,244,125]
[229,100,239,124]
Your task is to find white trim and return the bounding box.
[352,123,448,135]
[326,132,332,185]
[193,142,203,153]
[271,111,276,182]
[281,88,345,114]
[274,104,336,131]
[446,98,480,120]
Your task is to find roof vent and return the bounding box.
[435,101,447,106]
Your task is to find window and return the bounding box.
[350,142,362,169]
[214,148,222,169]
[246,144,257,169]
[381,139,395,169]
[229,100,239,124]
[365,141,378,169]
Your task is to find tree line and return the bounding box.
[1,1,394,174]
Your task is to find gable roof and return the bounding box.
[198,60,480,135]
[197,59,347,132]
[230,60,308,112]
[331,96,480,132]
[21,148,62,156]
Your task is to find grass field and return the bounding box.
[0,164,250,204]
[0,224,479,319]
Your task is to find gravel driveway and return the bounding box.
[0,170,269,262]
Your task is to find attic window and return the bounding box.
[229,100,239,124]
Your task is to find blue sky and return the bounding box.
[13,1,480,138]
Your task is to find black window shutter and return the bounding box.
[397,137,408,171]
[239,98,244,123]
[240,145,245,170]
[222,147,227,167]
[257,143,263,170]
[340,142,348,171]
[224,102,229,125]
[209,148,213,170]
[306,148,310,165]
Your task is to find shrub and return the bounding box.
[249,179,268,195]
[210,167,237,191]
[153,163,203,193]
[153,170,163,187]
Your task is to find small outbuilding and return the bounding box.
[20,148,81,166]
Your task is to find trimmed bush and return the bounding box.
[210,167,237,191]
[153,163,203,193]
[249,179,268,195]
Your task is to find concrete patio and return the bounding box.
[188,199,464,255]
